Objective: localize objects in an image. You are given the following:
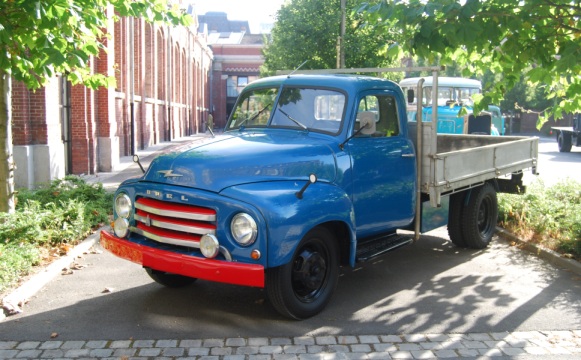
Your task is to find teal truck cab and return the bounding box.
[399,76,505,135]
[100,68,538,319]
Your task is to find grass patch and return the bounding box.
[498,179,581,260]
[0,176,113,294]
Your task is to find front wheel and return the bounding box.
[145,268,197,288]
[461,183,498,249]
[266,227,339,320]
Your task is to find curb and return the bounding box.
[1,227,105,320]
[496,226,581,276]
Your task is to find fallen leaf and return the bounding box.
[2,300,23,315]
[87,247,103,255]
[102,287,114,293]
[69,262,86,270]
[59,244,72,255]
[61,269,74,275]
[50,332,58,338]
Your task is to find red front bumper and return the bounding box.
[100,230,265,288]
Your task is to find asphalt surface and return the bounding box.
[1,133,580,359]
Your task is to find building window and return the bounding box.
[227,75,257,97]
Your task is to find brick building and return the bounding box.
[199,12,265,130]
[11,8,267,189]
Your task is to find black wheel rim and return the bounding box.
[291,240,328,302]
[477,196,493,237]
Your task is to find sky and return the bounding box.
[190,0,286,34]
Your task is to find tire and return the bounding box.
[461,183,498,249]
[447,191,467,248]
[266,227,339,320]
[145,268,197,288]
[558,131,572,152]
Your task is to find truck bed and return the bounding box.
[409,122,538,207]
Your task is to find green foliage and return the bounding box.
[0,242,41,294]
[261,0,401,76]
[0,0,191,90]
[358,0,581,127]
[498,179,581,260]
[0,176,113,293]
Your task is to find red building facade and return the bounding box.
[209,37,264,130]
[11,9,266,189]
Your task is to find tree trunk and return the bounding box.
[0,69,15,213]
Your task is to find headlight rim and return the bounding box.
[113,217,130,238]
[231,212,258,246]
[115,193,132,219]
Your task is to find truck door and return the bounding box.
[348,92,416,238]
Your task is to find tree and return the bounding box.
[358,0,581,124]
[261,0,401,76]
[0,0,190,213]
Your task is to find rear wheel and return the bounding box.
[558,131,572,152]
[266,227,339,319]
[461,183,498,249]
[448,191,467,248]
[145,268,197,288]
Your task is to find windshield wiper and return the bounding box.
[277,107,308,131]
[237,103,271,129]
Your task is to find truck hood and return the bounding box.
[143,131,338,192]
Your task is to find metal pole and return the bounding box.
[340,0,346,68]
[129,16,136,155]
[414,78,425,241]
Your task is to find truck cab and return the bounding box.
[399,76,505,135]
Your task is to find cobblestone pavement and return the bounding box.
[1,330,580,359]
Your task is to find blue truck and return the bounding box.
[100,67,538,319]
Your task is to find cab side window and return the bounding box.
[355,95,400,137]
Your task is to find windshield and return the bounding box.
[403,86,480,107]
[227,86,345,134]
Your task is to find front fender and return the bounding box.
[220,181,355,268]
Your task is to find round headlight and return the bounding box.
[115,193,132,218]
[114,217,130,238]
[231,213,257,246]
[200,234,220,258]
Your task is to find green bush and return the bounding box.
[0,242,41,294]
[498,179,581,260]
[0,176,113,294]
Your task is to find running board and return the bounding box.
[356,234,413,262]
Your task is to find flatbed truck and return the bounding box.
[100,66,538,319]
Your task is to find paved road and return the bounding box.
[1,133,580,359]
[523,134,581,186]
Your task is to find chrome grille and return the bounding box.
[130,197,216,248]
